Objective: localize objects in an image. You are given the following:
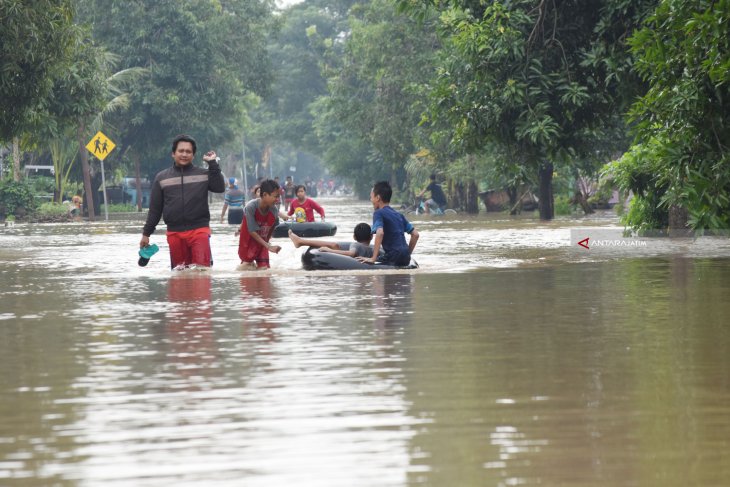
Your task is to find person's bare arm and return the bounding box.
[408,229,419,254]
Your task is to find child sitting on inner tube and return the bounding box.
[288,223,373,259]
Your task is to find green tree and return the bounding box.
[246,0,357,182]
[0,0,77,143]
[265,4,342,152]
[319,0,440,195]
[611,0,730,230]
[403,0,654,219]
[1,0,78,181]
[40,35,117,218]
[78,0,277,206]
[48,138,79,203]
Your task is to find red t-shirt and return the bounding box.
[287,198,325,222]
[240,199,277,246]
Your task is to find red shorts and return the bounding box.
[166,227,212,268]
[238,238,270,268]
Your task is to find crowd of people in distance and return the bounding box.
[139,134,418,271]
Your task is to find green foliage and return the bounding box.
[398,0,653,217]
[261,4,344,152]
[48,138,80,203]
[36,31,109,141]
[605,140,669,230]
[100,203,136,213]
[0,179,37,217]
[553,194,575,216]
[37,202,71,219]
[27,176,56,195]
[621,0,730,230]
[77,0,277,176]
[318,0,440,188]
[0,0,77,141]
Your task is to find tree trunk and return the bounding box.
[91,170,102,216]
[77,123,96,221]
[466,179,479,214]
[133,152,143,211]
[452,181,465,211]
[574,177,594,214]
[12,137,21,182]
[507,186,518,207]
[538,161,554,220]
[668,204,690,236]
[507,186,522,215]
[574,190,594,215]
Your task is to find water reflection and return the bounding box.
[239,276,279,342]
[369,275,415,339]
[164,274,217,381]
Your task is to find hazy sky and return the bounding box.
[276,0,305,8]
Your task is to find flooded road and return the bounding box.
[2,198,730,486]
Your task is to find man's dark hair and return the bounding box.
[294,184,306,194]
[259,178,280,196]
[172,134,197,154]
[430,173,437,181]
[373,181,392,203]
[353,223,372,243]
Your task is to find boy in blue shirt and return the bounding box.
[356,181,419,266]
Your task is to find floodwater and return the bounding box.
[1,197,730,486]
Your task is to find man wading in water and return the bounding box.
[139,134,225,269]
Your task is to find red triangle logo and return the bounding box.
[577,237,590,249]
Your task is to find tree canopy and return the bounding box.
[4,0,730,229]
[77,0,278,175]
[610,0,730,230]
[0,0,77,141]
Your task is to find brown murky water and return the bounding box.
[2,198,730,486]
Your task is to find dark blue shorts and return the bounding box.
[377,248,410,266]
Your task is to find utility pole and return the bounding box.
[241,136,249,200]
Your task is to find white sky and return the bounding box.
[276,0,305,8]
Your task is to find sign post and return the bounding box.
[85,131,116,221]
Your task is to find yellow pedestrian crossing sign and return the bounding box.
[86,131,116,161]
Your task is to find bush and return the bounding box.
[37,202,71,220]
[554,194,575,216]
[100,203,136,213]
[0,179,36,219]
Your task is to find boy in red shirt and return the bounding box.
[238,179,283,269]
[287,185,325,222]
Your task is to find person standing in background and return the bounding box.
[283,176,296,210]
[221,177,245,224]
[287,185,325,222]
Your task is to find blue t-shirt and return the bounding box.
[372,206,414,255]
